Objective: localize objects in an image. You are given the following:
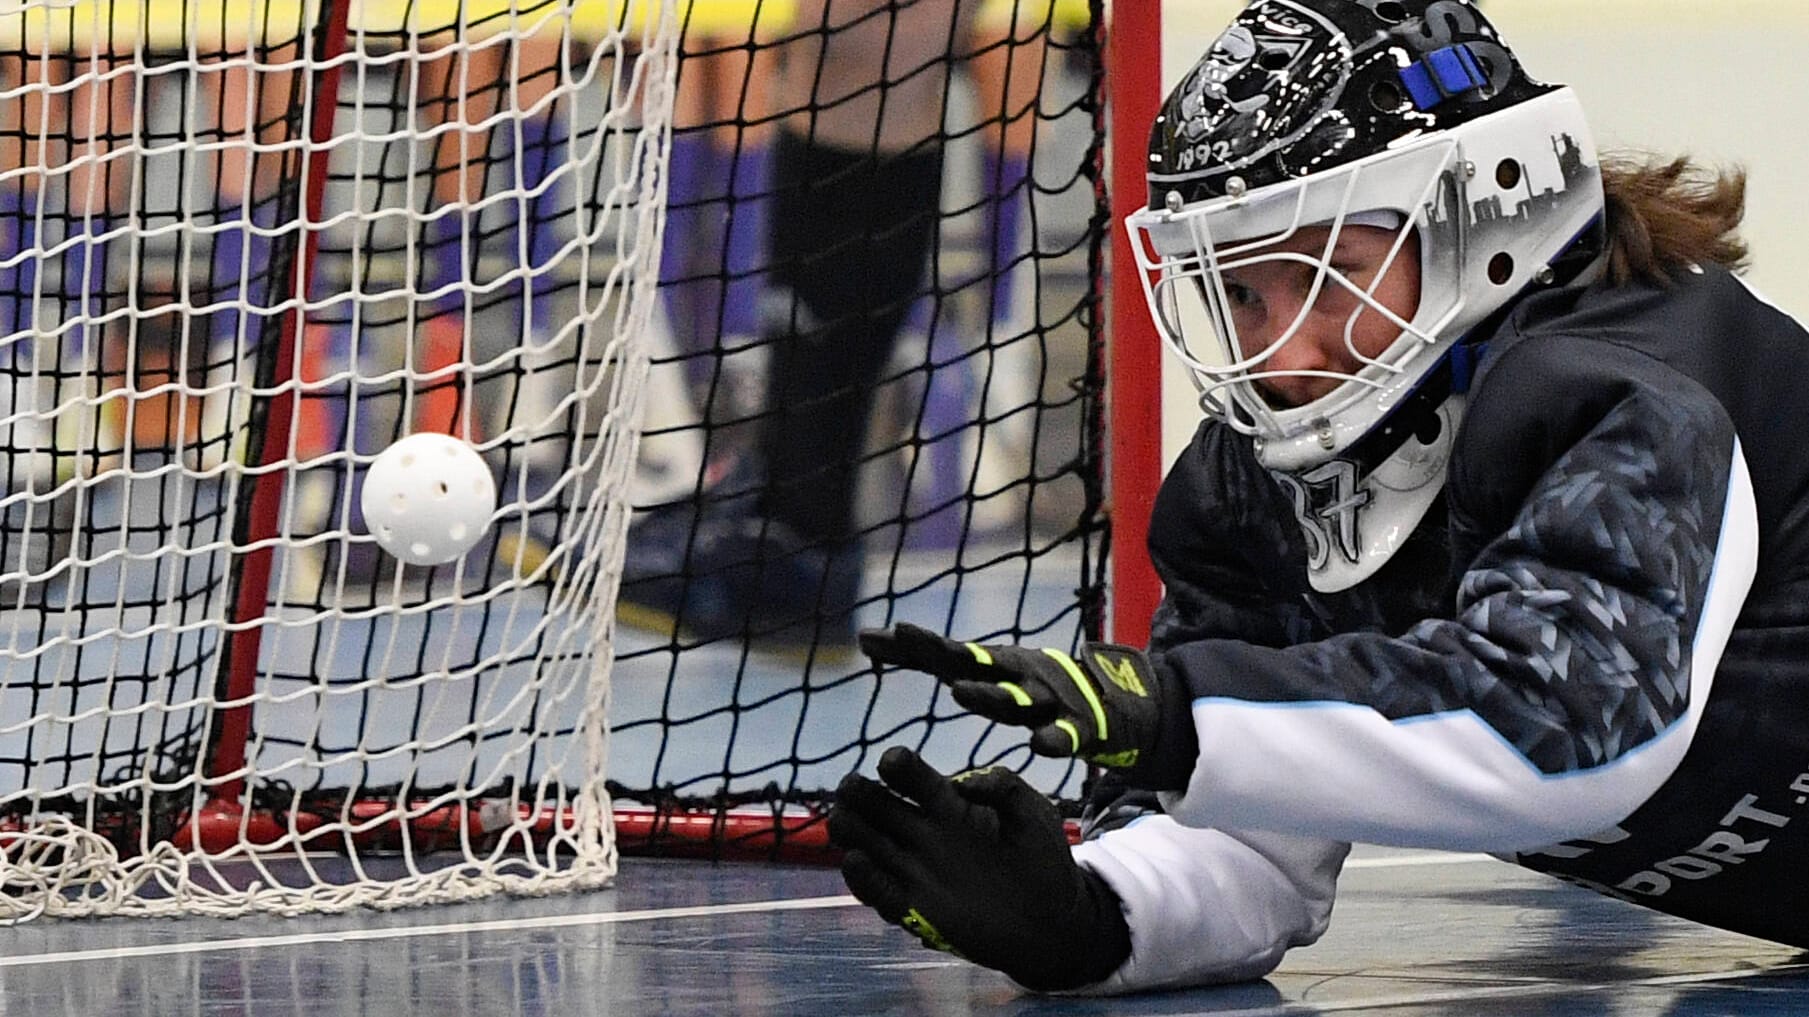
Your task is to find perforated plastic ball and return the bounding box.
[361,432,498,566]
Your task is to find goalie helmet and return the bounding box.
[1127,0,1606,591]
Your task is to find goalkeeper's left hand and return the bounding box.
[859,623,1197,791]
[828,746,1133,992]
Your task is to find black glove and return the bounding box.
[828,746,1132,992]
[859,623,1197,791]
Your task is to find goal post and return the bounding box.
[1105,0,1162,650]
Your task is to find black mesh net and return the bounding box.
[605,0,1110,855]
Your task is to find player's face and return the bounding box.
[1218,224,1422,409]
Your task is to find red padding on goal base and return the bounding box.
[610,806,839,863]
[169,800,327,854]
[22,801,1081,866]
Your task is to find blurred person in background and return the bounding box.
[619,0,1084,657]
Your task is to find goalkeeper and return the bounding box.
[830,0,1809,994]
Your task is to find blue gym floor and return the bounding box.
[4,845,1807,1015]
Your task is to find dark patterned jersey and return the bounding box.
[1140,261,1809,948]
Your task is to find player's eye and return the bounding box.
[1220,277,1261,309]
[1215,276,1272,357]
[1329,262,1368,288]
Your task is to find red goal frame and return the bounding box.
[1107,1,1165,648]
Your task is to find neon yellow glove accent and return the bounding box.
[902,907,963,956]
[1042,648,1109,741]
[997,682,1034,707]
[1092,651,1148,697]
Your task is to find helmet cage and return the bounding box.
[1137,140,1461,442]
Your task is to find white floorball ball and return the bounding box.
[361,432,498,566]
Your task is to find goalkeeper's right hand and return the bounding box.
[827,746,1132,992]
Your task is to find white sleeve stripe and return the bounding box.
[1161,439,1759,853]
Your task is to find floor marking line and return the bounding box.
[1,894,864,968]
[1343,852,1499,869]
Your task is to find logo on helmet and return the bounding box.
[1179,27,1270,132]
[1165,3,1351,178]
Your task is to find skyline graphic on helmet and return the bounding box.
[1148,0,1553,210]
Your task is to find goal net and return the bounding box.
[0,0,676,917]
[0,0,1119,918]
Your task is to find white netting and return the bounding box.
[0,0,676,919]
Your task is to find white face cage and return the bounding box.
[1127,88,1604,474]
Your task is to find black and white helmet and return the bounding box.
[1127,0,1607,591]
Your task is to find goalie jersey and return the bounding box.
[1071,261,1809,992]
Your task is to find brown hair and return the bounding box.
[1599,153,1750,286]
